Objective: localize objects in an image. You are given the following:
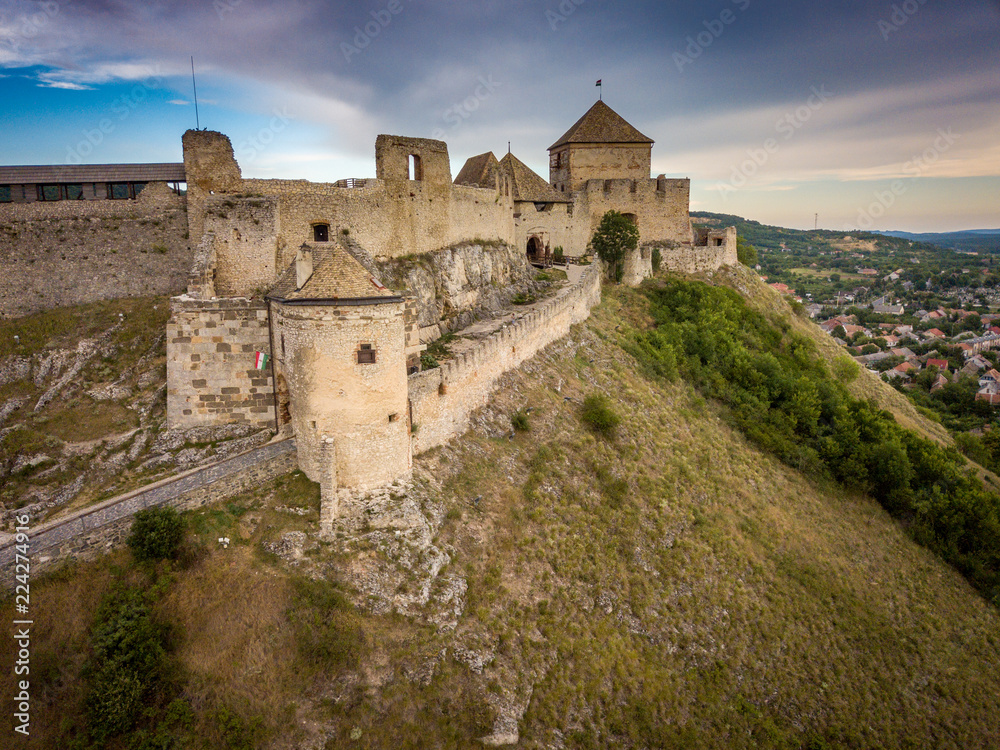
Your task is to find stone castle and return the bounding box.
[2,100,736,528]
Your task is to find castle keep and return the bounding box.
[26,100,732,528]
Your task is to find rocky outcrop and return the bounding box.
[375,241,542,337]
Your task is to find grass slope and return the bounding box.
[4,277,1000,749]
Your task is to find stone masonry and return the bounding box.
[166,297,275,429]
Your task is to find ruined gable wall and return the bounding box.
[166,297,274,429]
[182,129,243,244]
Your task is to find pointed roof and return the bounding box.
[548,100,653,151]
[268,243,400,303]
[498,153,570,203]
[455,152,499,188]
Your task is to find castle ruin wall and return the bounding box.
[166,297,274,429]
[0,183,190,318]
[408,262,602,453]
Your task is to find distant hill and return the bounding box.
[876,229,1000,254]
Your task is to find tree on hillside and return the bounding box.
[736,235,758,267]
[589,210,638,282]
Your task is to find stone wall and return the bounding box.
[551,143,653,192]
[203,195,280,297]
[0,184,190,318]
[408,263,602,454]
[230,178,514,273]
[166,297,274,429]
[649,226,738,274]
[0,439,297,587]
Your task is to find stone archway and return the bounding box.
[527,236,543,263]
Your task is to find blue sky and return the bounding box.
[2,0,998,232]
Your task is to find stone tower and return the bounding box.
[547,100,654,193]
[267,243,411,528]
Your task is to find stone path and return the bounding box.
[446,264,587,358]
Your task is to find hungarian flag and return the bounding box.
[595,79,602,86]
[254,351,269,370]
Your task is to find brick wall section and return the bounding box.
[166,297,274,429]
[0,439,297,588]
[408,263,602,453]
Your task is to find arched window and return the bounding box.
[313,223,329,242]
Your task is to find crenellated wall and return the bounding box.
[408,263,602,454]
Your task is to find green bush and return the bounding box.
[512,409,530,432]
[580,394,620,438]
[128,506,184,562]
[651,246,662,274]
[84,587,171,742]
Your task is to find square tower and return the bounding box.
[547,100,653,193]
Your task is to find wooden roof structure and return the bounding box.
[548,100,653,151]
[0,164,186,183]
[268,243,401,305]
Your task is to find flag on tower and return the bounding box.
[254,351,269,370]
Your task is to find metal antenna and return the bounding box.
[191,56,201,130]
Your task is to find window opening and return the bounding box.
[357,343,376,364]
[0,185,11,203]
[313,223,329,242]
[408,154,423,181]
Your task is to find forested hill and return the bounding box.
[691,211,949,255]
[877,229,1000,254]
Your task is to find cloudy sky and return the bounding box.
[2,0,998,232]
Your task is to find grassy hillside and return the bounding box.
[0,297,275,529]
[4,275,1000,748]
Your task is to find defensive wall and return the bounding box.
[407,262,602,454]
[0,439,296,587]
[166,296,275,430]
[0,183,191,318]
[512,176,691,263]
